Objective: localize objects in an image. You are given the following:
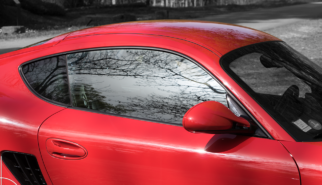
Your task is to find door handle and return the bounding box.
[46,138,88,160]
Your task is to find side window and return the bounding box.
[22,56,70,105]
[67,49,227,125]
[223,41,322,141]
[230,53,311,97]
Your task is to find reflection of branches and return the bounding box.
[66,49,227,124]
[125,93,201,124]
[71,83,127,114]
[67,49,226,96]
[36,72,66,93]
[34,59,66,93]
[22,56,70,104]
[165,68,225,94]
[21,48,228,124]
[118,85,226,124]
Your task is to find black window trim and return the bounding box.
[19,46,272,139]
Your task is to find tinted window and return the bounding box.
[222,42,322,141]
[22,56,70,104]
[67,49,227,125]
[230,52,311,96]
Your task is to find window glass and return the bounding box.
[222,41,322,141]
[22,56,70,104]
[67,49,227,125]
[230,52,311,97]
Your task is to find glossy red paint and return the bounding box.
[46,32,291,141]
[66,20,280,56]
[182,101,250,132]
[1,160,20,185]
[281,141,322,185]
[0,38,68,184]
[46,138,88,160]
[0,20,307,184]
[51,21,291,141]
[39,108,300,185]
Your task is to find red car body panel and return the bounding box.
[48,32,293,141]
[0,20,317,184]
[66,20,280,56]
[0,49,67,184]
[281,141,322,185]
[39,108,300,185]
[1,163,20,185]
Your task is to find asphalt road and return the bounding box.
[1,2,322,55]
[196,2,322,30]
[0,36,52,55]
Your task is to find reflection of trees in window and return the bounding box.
[71,83,126,114]
[67,49,227,124]
[22,56,70,104]
[126,92,214,124]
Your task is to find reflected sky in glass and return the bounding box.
[67,49,227,124]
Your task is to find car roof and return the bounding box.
[0,20,280,61]
[64,20,280,55]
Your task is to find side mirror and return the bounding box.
[183,101,254,134]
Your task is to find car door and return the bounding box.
[37,48,300,185]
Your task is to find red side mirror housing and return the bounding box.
[183,101,254,134]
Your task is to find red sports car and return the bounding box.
[1,20,322,185]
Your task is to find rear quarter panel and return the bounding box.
[0,50,67,185]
